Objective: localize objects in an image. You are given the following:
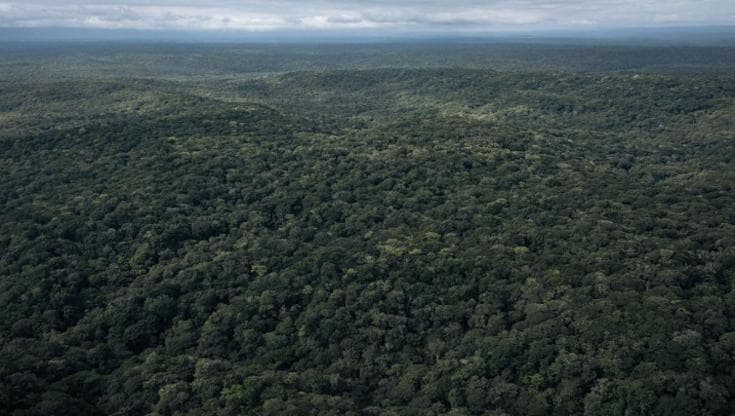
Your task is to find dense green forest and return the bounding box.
[1,43,735,415]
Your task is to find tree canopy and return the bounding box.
[1,44,734,415]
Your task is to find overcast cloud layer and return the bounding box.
[0,1,733,32]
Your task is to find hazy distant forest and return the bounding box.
[1,41,734,415]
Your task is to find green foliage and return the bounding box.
[1,44,734,415]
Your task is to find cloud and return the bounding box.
[0,1,733,32]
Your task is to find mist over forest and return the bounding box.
[1,21,735,416]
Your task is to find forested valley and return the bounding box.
[1,43,735,415]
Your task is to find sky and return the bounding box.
[0,1,733,34]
